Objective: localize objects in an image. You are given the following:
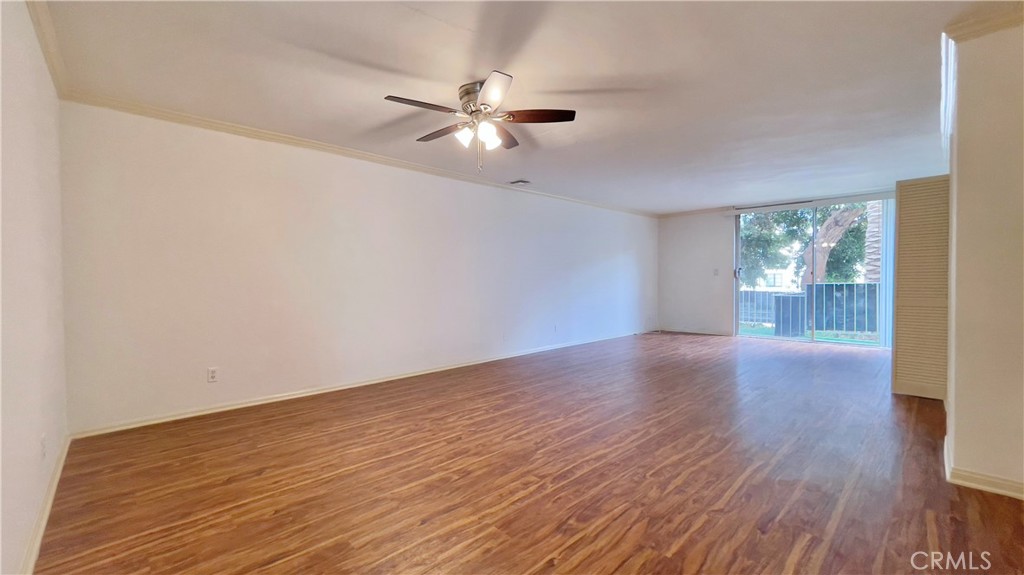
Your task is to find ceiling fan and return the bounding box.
[385,70,576,170]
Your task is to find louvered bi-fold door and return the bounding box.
[892,175,950,400]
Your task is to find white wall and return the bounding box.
[60,102,659,433]
[948,24,1024,495]
[658,211,735,335]
[1,2,69,572]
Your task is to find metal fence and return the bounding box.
[808,282,878,333]
[738,290,794,324]
[739,283,880,333]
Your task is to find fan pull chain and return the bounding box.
[477,136,483,172]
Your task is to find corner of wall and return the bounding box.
[19,437,72,574]
[2,2,71,572]
[944,20,1024,498]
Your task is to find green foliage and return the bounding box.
[739,203,868,288]
[738,210,811,288]
[824,217,866,282]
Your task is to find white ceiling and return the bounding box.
[46,1,978,214]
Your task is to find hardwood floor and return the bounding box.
[36,334,1022,574]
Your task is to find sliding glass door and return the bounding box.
[737,208,815,340]
[736,199,893,346]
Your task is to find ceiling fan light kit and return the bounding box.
[454,126,475,148]
[385,70,576,171]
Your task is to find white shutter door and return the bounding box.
[893,175,950,399]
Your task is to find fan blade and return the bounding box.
[478,70,513,112]
[385,95,458,114]
[492,123,519,149]
[503,109,576,123]
[416,124,463,142]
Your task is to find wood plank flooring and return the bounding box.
[36,334,1023,574]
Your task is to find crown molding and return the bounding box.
[25,0,69,98]
[658,187,896,219]
[945,3,1023,43]
[656,206,734,220]
[63,91,652,218]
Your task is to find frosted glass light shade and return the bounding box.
[477,121,502,150]
[454,126,474,148]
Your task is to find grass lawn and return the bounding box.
[738,323,880,346]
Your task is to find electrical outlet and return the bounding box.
[207,367,219,383]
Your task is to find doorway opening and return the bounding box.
[736,198,894,346]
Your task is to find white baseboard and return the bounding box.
[944,435,1023,500]
[657,327,733,337]
[21,435,71,574]
[72,332,645,439]
[948,466,1024,500]
[943,435,954,480]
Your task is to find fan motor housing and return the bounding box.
[458,82,483,113]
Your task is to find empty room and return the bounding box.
[2,1,1022,573]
